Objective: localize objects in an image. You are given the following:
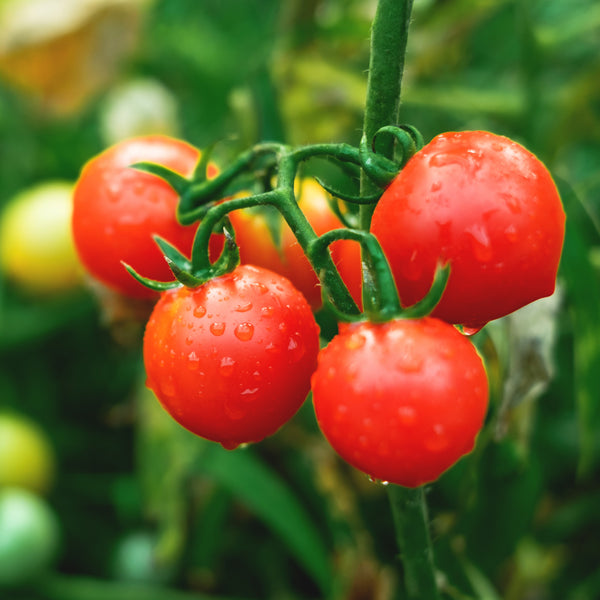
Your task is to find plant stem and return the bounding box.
[387,485,441,599]
[360,0,414,227]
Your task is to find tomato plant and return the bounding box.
[0,488,60,588]
[0,181,82,295]
[0,413,56,495]
[71,135,217,299]
[225,178,349,310]
[143,264,320,449]
[370,131,566,329]
[311,317,489,488]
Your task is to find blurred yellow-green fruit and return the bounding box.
[0,181,82,294]
[0,413,56,494]
[0,487,61,588]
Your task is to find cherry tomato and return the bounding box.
[72,135,217,299]
[228,179,346,310]
[0,413,56,495]
[143,265,320,449]
[370,131,565,329]
[0,181,82,295]
[0,487,60,588]
[312,317,488,488]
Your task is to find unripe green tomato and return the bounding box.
[0,181,82,294]
[0,487,61,588]
[111,531,173,584]
[0,412,56,494]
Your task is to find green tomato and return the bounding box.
[0,412,56,494]
[0,487,60,588]
[0,181,82,294]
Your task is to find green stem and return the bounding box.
[387,485,441,600]
[360,0,414,225]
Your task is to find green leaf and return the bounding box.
[556,177,600,476]
[198,444,331,594]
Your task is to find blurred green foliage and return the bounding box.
[0,0,599,598]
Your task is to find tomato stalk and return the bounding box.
[359,1,444,597]
[387,486,441,600]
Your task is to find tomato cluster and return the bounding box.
[69,130,564,488]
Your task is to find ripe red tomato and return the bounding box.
[312,317,488,488]
[228,179,347,310]
[72,135,217,299]
[370,131,565,329]
[143,265,320,449]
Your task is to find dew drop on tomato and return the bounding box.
[219,356,236,377]
[193,304,206,318]
[210,322,226,336]
[234,322,254,341]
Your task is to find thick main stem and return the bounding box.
[387,485,441,599]
[360,0,414,228]
[361,1,440,595]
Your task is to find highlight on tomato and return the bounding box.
[370,130,566,330]
[71,135,217,300]
[311,317,489,488]
[143,264,320,450]
[0,181,82,295]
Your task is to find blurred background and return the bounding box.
[0,0,599,598]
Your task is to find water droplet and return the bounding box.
[261,306,275,317]
[234,322,254,341]
[397,405,417,425]
[221,440,240,450]
[159,378,176,398]
[424,424,448,452]
[234,301,253,312]
[430,181,442,192]
[187,351,201,370]
[219,356,236,376]
[210,322,226,336]
[429,152,468,169]
[185,336,194,345]
[278,322,288,333]
[460,325,485,336]
[193,304,207,318]
[400,249,423,281]
[253,282,269,295]
[287,335,306,363]
[265,342,280,354]
[503,193,522,214]
[466,224,493,262]
[241,387,259,397]
[504,224,518,242]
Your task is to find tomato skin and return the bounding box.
[228,179,346,310]
[311,317,488,488]
[72,135,211,299]
[143,265,320,448]
[370,131,566,328]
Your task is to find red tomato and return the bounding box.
[312,317,488,488]
[143,265,320,449]
[72,135,217,299]
[370,131,565,329]
[228,179,346,310]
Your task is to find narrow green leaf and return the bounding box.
[131,162,190,195]
[122,262,181,292]
[556,178,600,476]
[198,444,331,594]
